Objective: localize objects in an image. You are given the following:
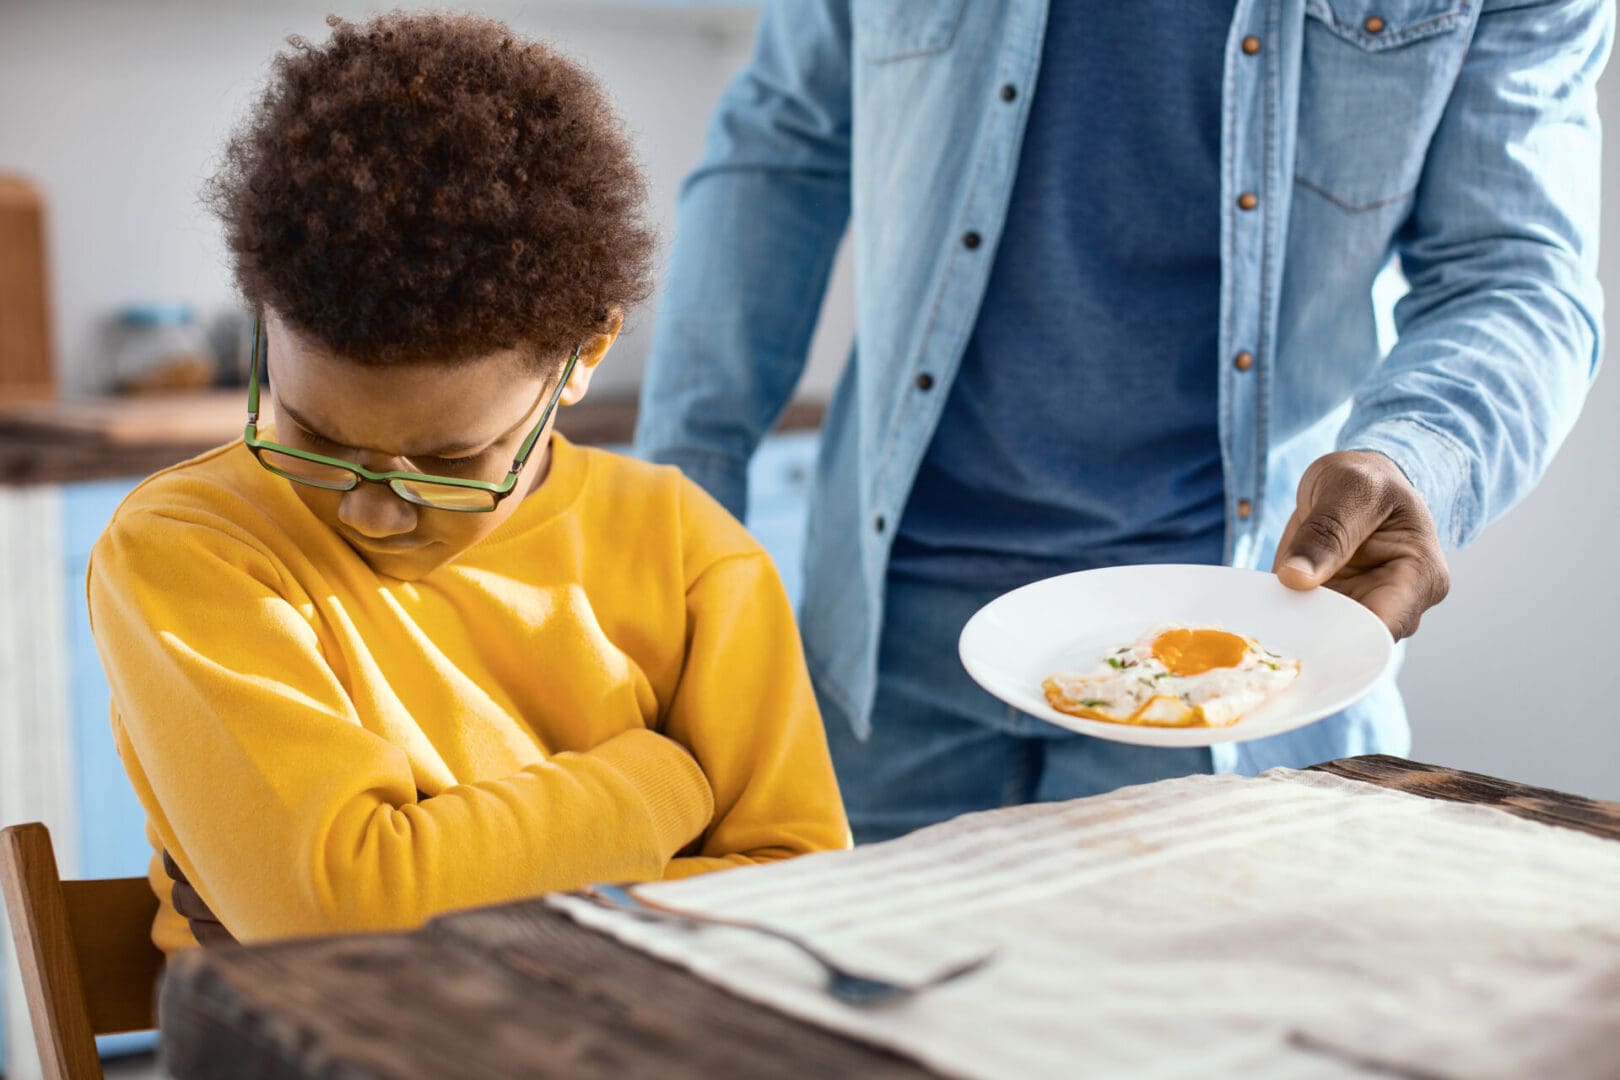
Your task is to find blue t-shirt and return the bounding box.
[892,2,1235,589]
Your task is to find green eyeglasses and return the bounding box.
[243,317,579,513]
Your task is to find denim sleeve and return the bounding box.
[1337,0,1612,549]
[633,0,853,521]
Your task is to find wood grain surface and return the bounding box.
[1309,754,1620,841]
[159,757,1620,1079]
[161,903,932,1080]
[0,175,54,400]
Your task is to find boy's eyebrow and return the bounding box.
[276,400,521,459]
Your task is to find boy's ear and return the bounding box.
[559,308,623,406]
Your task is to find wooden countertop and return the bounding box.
[0,393,825,486]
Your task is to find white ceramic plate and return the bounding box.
[958,564,1395,747]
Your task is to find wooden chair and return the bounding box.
[0,822,163,1080]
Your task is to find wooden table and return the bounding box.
[156,756,1620,1079]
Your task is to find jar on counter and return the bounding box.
[207,306,257,386]
[108,304,216,394]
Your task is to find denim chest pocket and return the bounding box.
[851,0,967,62]
[1294,0,1472,212]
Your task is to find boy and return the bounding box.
[88,12,848,955]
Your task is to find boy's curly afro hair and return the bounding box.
[209,12,655,367]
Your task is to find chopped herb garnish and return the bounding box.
[1106,657,1125,669]
[1261,661,1279,670]
[1079,699,1107,708]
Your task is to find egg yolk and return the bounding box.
[1151,628,1249,676]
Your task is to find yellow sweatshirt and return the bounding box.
[88,436,848,954]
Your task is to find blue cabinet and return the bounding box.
[61,479,151,884]
[57,479,159,1061]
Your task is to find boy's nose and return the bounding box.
[337,482,419,539]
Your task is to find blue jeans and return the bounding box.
[818,575,1213,844]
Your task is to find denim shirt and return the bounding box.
[892,0,1234,587]
[635,0,1609,773]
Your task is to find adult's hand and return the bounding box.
[1273,450,1450,641]
[162,849,237,947]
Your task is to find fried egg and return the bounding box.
[1042,624,1299,728]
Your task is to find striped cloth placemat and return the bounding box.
[553,768,1620,1079]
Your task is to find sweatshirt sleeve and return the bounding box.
[89,511,715,943]
[658,548,851,880]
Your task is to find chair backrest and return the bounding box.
[0,822,163,1080]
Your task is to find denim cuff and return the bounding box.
[646,447,751,523]
[1338,418,1477,550]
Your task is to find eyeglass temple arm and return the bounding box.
[506,345,581,476]
[247,316,265,424]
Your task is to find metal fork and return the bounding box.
[578,883,994,1007]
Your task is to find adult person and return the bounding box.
[635,1,1609,842]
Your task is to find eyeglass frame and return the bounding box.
[242,316,581,514]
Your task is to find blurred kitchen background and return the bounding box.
[0,1,1616,1074]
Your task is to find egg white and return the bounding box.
[1042,623,1300,728]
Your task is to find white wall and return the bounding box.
[0,0,858,398]
[0,1,1613,800]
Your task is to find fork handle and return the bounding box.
[581,884,851,973]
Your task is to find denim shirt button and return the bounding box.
[1236,499,1253,520]
[916,372,936,390]
[1241,35,1261,55]
[1234,351,1255,372]
[874,515,888,533]
[962,230,983,249]
[999,83,1018,102]
[1363,15,1386,33]
[1237,192,1259,211]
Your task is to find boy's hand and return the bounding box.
[162,849,237,947]
[1272,450,1450,641]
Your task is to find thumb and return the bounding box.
[1274,462,1385,589]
